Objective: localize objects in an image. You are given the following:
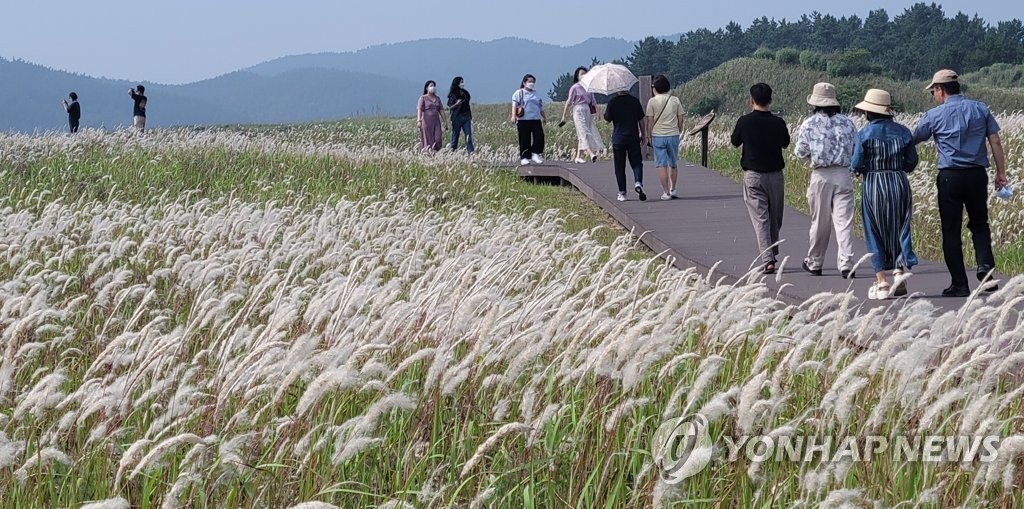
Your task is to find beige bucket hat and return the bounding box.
[855,89,894,116]
[925,69,958,90]
[807,82,840,107]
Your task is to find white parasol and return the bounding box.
[579,63,638,95]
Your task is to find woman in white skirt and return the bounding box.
[560,66,605,163]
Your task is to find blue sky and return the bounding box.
[3,1,1020,84]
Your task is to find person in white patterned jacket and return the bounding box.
[794,82,858,280]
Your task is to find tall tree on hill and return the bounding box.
[548,57,603,102]
[883,3,949,78]
[978,20,1024,66]
[947,13,996,71]
[627,37,673,78]
[745,16,780,49]
[775,17,812,49]
[856,9,891,53]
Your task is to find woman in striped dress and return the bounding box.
[850,89,919,300]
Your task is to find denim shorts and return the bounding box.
[652,135,679,168]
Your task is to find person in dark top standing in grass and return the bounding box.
[603,90,648,202]
[446,76,474,153]
[730,82,790,274]
[62,92,80,133]
[129,85,147,132]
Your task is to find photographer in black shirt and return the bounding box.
[62,92,81,133]
[129,85,147,132]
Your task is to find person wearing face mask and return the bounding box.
[560,66,604,164]
[446,76,474,153]
[511,74,546,165]
[417,80,447,152]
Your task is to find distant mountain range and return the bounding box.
[246,37,636,103]
[1,37,635,132]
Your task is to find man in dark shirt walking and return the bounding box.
[62,92,81,133]
[603,90,648,201]
[730,83,790,274]
[129,85,147,132]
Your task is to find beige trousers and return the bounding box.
[805,167,855,271]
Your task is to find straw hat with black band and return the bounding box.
[855,89,894,116]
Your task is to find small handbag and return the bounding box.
[515,89,526,119]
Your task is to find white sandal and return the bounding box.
[868,282,891,300]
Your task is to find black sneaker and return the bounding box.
[841,269,855,279]
[801,261,822,276]
[635,183,647,201]
[941,285,970,297]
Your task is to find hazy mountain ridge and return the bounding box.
[0,58,419,132]
[246,37,636,103]
[1,37,634,132]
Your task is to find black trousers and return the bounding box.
[516,120,544,158]
[936,168,995,287]
[612,140,643,193]
[69,120,79,133]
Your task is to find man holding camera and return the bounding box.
[129,85,148,132]
[62,92,81,133]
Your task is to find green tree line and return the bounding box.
[550,3,1023,100]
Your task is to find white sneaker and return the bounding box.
[574,157,587,164]
[520,158,530,166]
[670,190,679,199]
[661,193,671,201]
[531,154,544,164]
[616,193,626,202]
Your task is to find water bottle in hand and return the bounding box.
[996,183,1014,201]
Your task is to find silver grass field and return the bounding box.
[0,105,1023,507]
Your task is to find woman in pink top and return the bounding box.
[560,67,605,164]
[417,80,447,152]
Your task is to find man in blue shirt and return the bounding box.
[913,69,1009,296]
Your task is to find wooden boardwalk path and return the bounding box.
[518,159,1009,311]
